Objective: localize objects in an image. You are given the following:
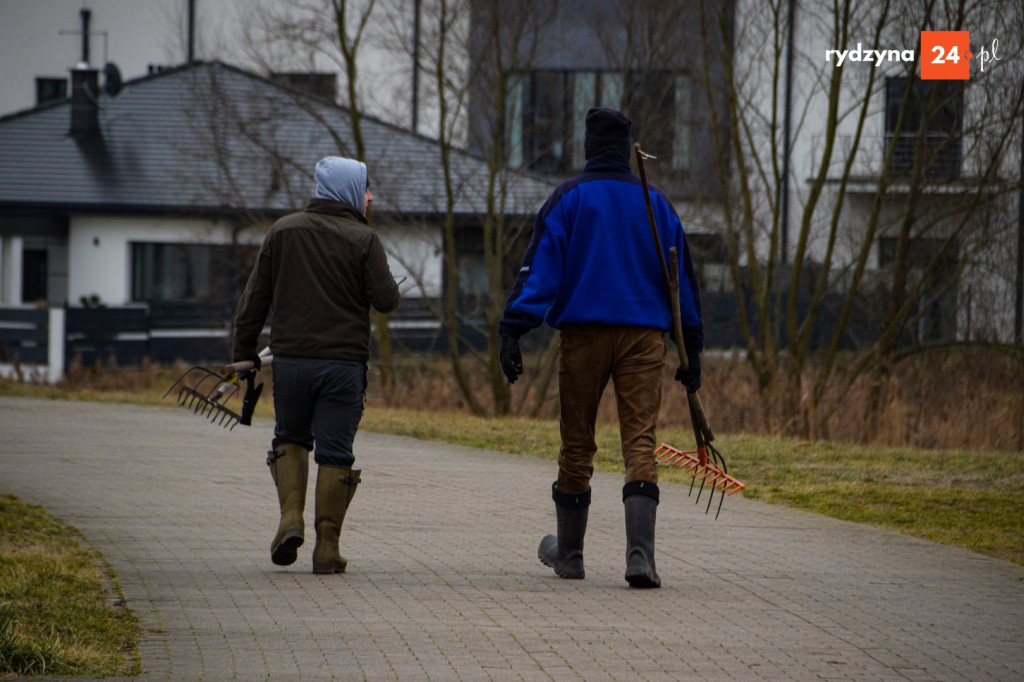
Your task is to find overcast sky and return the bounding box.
[0,0,416,130]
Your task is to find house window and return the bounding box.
[507,69,690,175]
[36,77,67,105]
[131,242,257,304]
[884,77,963,179]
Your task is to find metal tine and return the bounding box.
[192,372,220,393]
[694,461,724,507]
[702,468,727,513]
[708,442,728,473]
[715,488,727,519]
[703,443,727,517]
[694,472,708,505]
[205,380,237,403]
[161,366,208,400]
[201,393,222,414]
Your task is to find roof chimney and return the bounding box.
[69,9,99,136]
[70,66,100,136]
[80,9,91,64]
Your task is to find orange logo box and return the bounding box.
[921,31,971,80]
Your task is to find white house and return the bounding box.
[0,59,551,368]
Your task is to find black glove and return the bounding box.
[674,352,701,393]
[499,334,523,384]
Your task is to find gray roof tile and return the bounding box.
[0,61,553,217]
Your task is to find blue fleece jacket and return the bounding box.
[499,156,704,352]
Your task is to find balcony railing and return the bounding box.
[810,133,965,187]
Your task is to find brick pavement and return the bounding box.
[1,395,1022,681]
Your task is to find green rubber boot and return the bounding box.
[268,444,308,566]
[312,465,361,574]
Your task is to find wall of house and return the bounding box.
[67,214,260,306]
[66,214,428,307]
[377,223,443,299]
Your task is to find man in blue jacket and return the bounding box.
[499,108,704,588]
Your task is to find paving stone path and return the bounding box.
[1,396,1022,680]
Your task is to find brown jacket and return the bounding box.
[233,198,400,363]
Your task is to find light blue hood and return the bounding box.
[314,156,367,209]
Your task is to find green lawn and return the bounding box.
[0,495,139,676]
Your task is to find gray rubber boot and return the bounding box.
[268,444,308,566]
[623,481,661,588]
[312,465,361,574]
[538,484,590,579]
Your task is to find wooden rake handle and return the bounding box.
[634,143,715,445]
[222,347,274,377]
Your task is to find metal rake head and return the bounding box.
[655,442,746,519]
[162,366,245,429]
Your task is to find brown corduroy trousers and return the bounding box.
[556,324,665,492]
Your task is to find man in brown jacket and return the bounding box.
[233,156,400,574]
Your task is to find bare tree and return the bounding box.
[371,0,558,416]
[238,0,403,400]
[695,0,1024,437]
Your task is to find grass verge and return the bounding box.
[0,494,139,677]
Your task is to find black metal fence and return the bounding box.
[0,292,879,372]
[65,303,237,367]
[0,307,49,364]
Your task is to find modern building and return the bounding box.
[464,0,1022,345]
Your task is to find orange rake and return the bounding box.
[655,442,745,519]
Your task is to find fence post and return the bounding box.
[47,307,65,384]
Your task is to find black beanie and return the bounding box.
[584,107,632,160]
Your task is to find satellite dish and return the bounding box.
[103,62,123,96]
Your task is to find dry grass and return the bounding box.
[5,345,1021,453]
[366,346,1023,453]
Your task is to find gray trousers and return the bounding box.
[271,356,367,468]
